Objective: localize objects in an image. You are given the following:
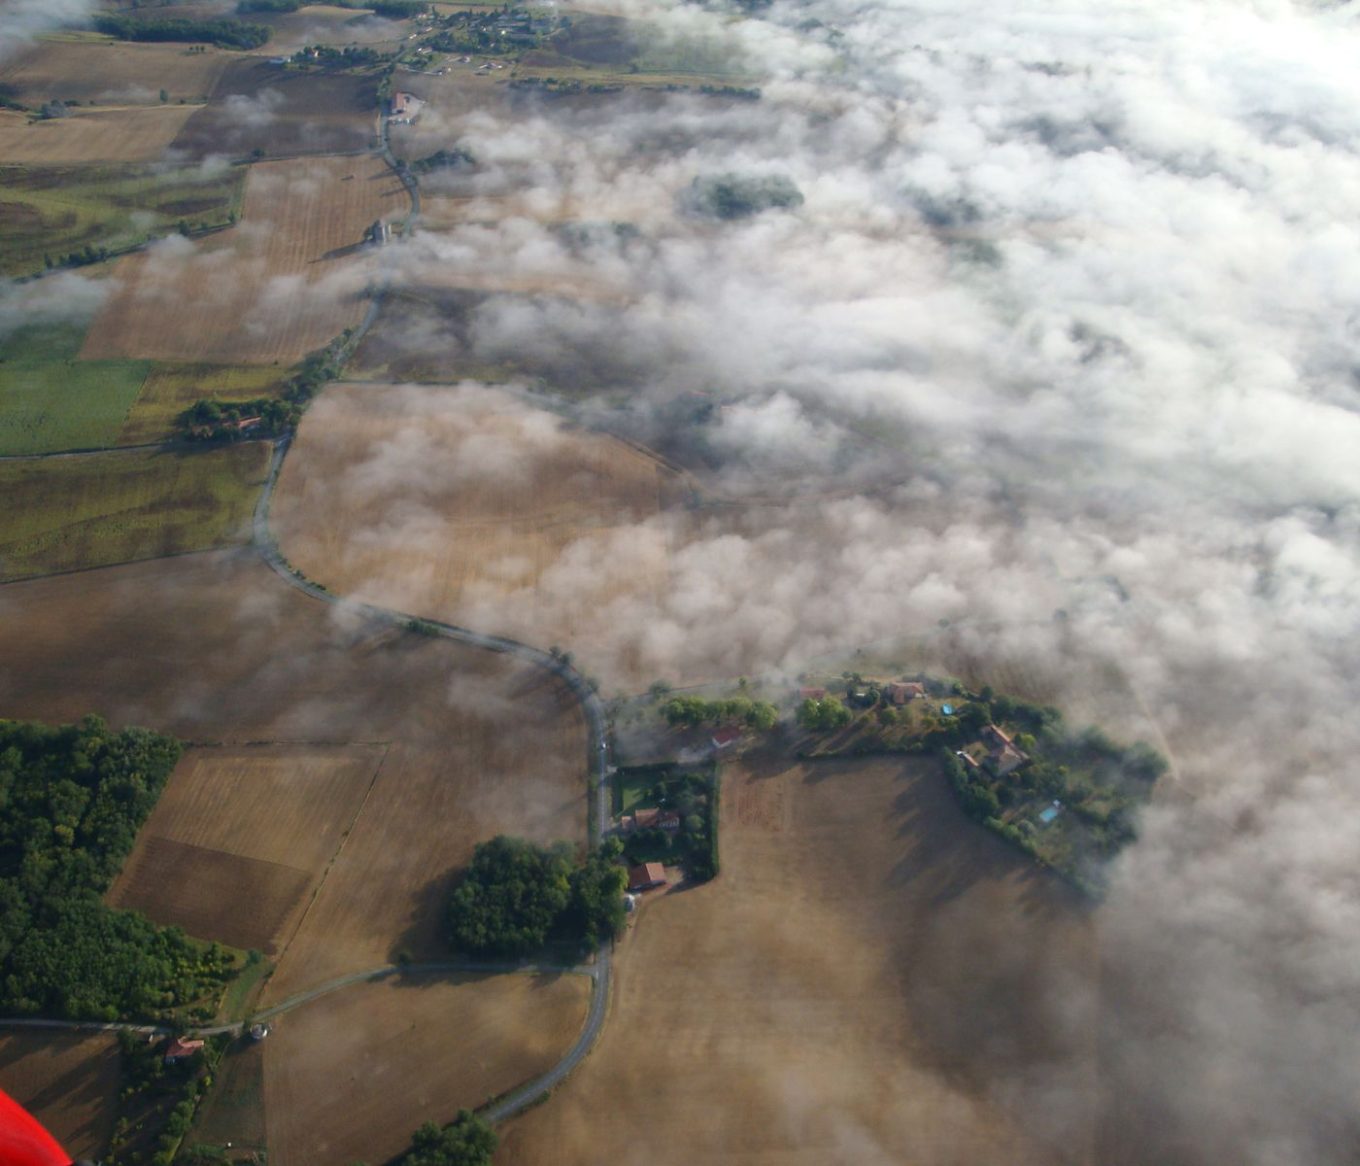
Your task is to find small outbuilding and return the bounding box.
[627,863,667,893]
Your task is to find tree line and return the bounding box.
[662,695,777,731]
[93,14,272,49]
[0,716,234,1021]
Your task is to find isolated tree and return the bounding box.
[445,836,571,958]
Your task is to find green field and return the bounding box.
[0,442,271,580]
[119,364,287,445]
[0,162,246,278]
[0,324,150,455]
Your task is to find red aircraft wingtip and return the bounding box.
[0,1086,73,1166]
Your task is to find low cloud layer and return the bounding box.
[343,0,1360,1159]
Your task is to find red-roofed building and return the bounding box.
[628,863,667,892]
[164,1037,204,1063]
[885,681,926,705]
[711,727,742,751]
[798,686,827,701]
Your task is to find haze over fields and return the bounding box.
[1,0,1359,1162]
[317,1,1360,1161]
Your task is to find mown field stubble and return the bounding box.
[501,750,1099,1166]
[80,154,406,364]
[0,106,200,165]
[0,39,231,106]
[272,383,681,665]
[0,550,587,1003]
[0,1031,121,1163]
[264,972,590,1166]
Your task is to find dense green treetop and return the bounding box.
[405,1112,497,1166]
[0,716,232,1020]
[446,836,627,958]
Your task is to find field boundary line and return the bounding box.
[262,742,394,992]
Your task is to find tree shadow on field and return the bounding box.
[0,1036,120,1157]
[388,864,462,965]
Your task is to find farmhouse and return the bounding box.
[885,681,925,705]
[980,724,1029,777]
[388,92,423,124]
[711,727,742,752]
[163,1037,204,1063]
[626,807,680,833]
[627,863,667,893]
[798,686,827,701]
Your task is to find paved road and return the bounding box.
[253,437,614,1123]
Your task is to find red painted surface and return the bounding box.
[0,1087,72,1166]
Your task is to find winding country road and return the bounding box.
[252,436,615,1125]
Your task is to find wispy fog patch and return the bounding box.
[0,0,97,62]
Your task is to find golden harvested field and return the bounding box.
[0,550,587,1002]
[0,105,199,164]
[0,443,270,582]
[107,743,388,954]
[80,154,406,364]
[118,364,286,446]
[265,971,590,1166]
[0,1031,121,1163]
[0,40,230,105]
[501,750,1099,1166]
[272,383,679,676]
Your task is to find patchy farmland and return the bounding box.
[0,323,150,455]
[0,161,246,278]
[0,550,587,1005]
[0,1031,121,1163]
[169,59,379,159]
[262,972,590,1166]
[79,154,406,364]
[108,743,388,955]
[118,363,286,445]
[0,106,199,165]
[271,382,681,675]
[0,443,270,581]
[501,750,1099,1165]
[0,39,232,106]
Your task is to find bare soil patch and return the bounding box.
[80,154,406,364]
[0,40,230,106]
[264,971,589,1166]
[169,59,378,158]
[0,1031,121,1163]
[0,105,198,164]
[107,743,386,954]
[500,750,1099,1165]
[0,550,586,1002]
[271,383,681,679]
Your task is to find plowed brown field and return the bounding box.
[271,383,680,683]
[0,106,197,164]
[500,750,1099,1166]
[80,154,405,364]
[107,744,387,954]
[264,972,590,1166]
[0,1031,121,1162]
[0,550,586,1002]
